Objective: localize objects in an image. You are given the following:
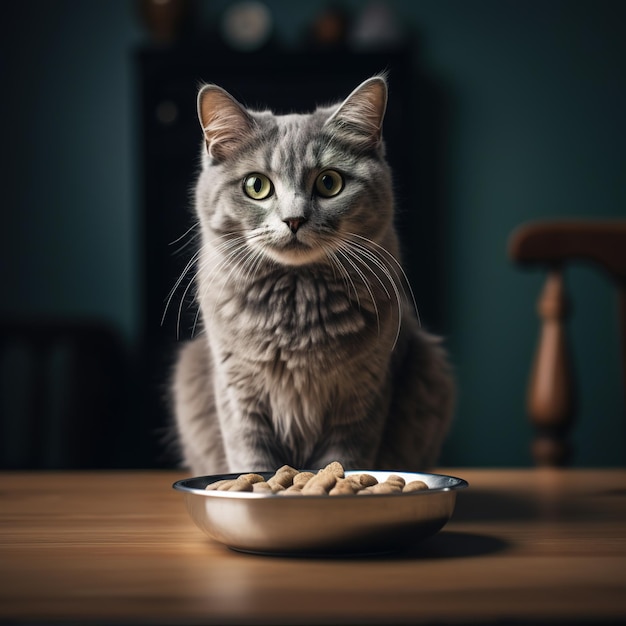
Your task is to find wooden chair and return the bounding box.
[508,220,626,466]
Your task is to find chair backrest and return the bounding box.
[0,319,127,469]
[508,220,626,465]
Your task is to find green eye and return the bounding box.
[243,173,273,200]
[315,170,344,198]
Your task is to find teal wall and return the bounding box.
[2,1,142,344]
[2,0,624,466]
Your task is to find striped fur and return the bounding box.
[172,76,454,474]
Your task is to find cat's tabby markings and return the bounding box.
[171,76,454,475]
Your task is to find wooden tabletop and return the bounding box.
[1,468,625,625]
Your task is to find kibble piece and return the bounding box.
[239,473,265,485]
[375,482,400,494]
[301,471,337,495]
[345,475,362,490]
[359,473,378,488]
[403,480,429,493]
[227,477,254,492]
[211,476,256,492]
[303,485,332,496]
[205,479,233,491]
[349,473,378,488]
[293,471,315,488]
[216,479,238,491]
[267,465,299,491]
[385,475,406,489]
[320,461,345,478]
[329,478,359,496]
[364,481,403,495]
[278,485,305,495]
[252,481,273,493]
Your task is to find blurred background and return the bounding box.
[1,0,624,470]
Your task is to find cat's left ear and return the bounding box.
[324,75,388,150]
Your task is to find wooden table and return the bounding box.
[1,469,625,625]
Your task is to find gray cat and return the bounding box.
[172,75,454,475]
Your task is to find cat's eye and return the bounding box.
[315,170,344,198]
[243,173,274,200]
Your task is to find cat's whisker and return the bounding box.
[176,267,204,340]
[322,238,363,310]
[337,236,405,350]
[203,241,257,328]
[316,229,365,287]
[347,235,407,297]
[335,244,381,337]
[345,241,394,301]
[352,244,403,350]
[321,246,361,308]
[190,244,241,337]
[173,234,250,338]
[168,223,201,255]
[243,228,288,287]
[202,230,276,327]
[345,240,403,306]
[348,232,421,327]
[244,240,272,287]
[229,244,265,293]
[161,248,201,330]
[176,271,205,339]
[190,276,205,338]
[176,254,220,339]
[189,234,251,332]
[178,269,201,339]
[190,245,242,338]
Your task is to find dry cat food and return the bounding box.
[204,461,429,496]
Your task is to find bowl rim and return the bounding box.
[172,470,469,499]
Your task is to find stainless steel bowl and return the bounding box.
[173,470,468,555]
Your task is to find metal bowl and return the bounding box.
[173,470,468,556]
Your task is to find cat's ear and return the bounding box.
[325,76,388,150]
[197,84,256,162]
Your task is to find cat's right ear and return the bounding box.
[197,85,255,162]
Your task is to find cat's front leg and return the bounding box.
[214,377,286,472]
[173,337,228,476]
[221,413,286,472]
[306,393,392,471]
[173,338,282,474]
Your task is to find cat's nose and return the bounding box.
[283,217,307,234]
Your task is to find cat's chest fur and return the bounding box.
[208,267,398,464]
[214,267,390,359]
[204,267,393,424]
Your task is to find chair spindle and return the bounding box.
[527,268,576,465]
